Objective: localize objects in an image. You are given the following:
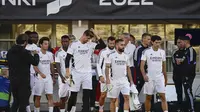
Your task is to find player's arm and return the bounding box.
[65,53,72,78]
[105,63,111,84]
[65,43,74,78]
[162,61,167,86]
[140,51,148,82]
[27,50,39,66]
[97,51,105,83]
[162,51,167,86]
[90,28,106,49]
[50,63,55,80]
[33,66,46,78]
[127,66,134,85]
[55,53,66,83]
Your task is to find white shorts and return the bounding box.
[58,76,70,98]
[108,78,130,98]
[30,73,35,91]
[32,76,53,96]
[144,75,165,95]
[70,71,92,92]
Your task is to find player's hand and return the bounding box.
[32,50,38,54]
[65,72,70,79]
[176,59,181,65]
[106,79,110,84]
[100,76,105,83]
[143,75,149,82]
[40,74,46,79]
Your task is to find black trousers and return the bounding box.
[173,74,195,110]
[90,76,98,108]
[10,80,31,112]
[0,106,10,112]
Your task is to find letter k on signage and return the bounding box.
[47,0,72,16]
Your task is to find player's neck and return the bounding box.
[185,44,191,48]
[142,43,148,47]
[79,38,86,44]
[152,47,158,51]
[117,50,122,54]
[41,49,46,54]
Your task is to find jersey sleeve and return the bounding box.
[97,51,104,76]
[67,43,75,55]
[141,50,147,61]
[126,55,131,67]
[49,53,54,63]
[105,54,112,64]
[162,50,166,61]
[55,52,60,63]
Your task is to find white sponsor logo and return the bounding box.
[47,0,72,16]
[0,0,36,6]
[99,0,153,6]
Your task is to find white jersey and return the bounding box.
[67,40,97,73]
[55,48,67,77]
[141,47,166,78]
[37,51,54,79]
[97,47,115,78]
[124,42,136,67]
[106,51,130,80]
[25,44,40,74]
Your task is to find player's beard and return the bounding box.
[108,46,114,50]
[118,48,124,52]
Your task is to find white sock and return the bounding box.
[99,105,104,110]
[124,110,129,112]
[26,105,31,112]
[115,107,119,112]
[49,107,53,112]
[70,106,76,112]
[164,111,168,112]
[34,108,40,112]
[60,109,65,112]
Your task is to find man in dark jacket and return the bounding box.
[7,34,39,112]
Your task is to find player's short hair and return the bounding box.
[142,33,151,39]
[178,36,190,41]
[107,36,115,42]
[39,37,49,45]
[16,34,29,45]
[25,31,32,36]
[151,35,162,42]
[83,30,95,38]
[61,35,70,40]
[31,31,39,38]
[68,34,76,41]
[121,33,130,38]
[115,39,124,44]
[130,34,135,39]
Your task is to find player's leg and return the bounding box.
[108,80,120,112]
[110,98,117,112]
[143,80,154,112]
[45,78,54,112]
[58,76,70,112]
[90,75,98,111]
[173,74,183,111]
[67,72,81,112]
[82,73,93,112]
[158,93,168,112]
[33,79,44,112]
[99,83,107,112]
[156,76,168,112]
[121,81,131,112]
[183,76,195,112]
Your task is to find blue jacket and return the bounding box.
[0,76,10,107]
